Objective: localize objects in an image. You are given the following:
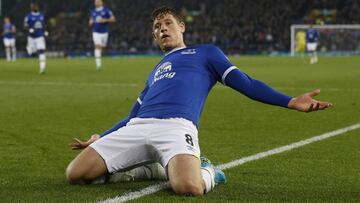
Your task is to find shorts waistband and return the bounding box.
[128,117,197,133]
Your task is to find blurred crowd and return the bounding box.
[3,0,360,54]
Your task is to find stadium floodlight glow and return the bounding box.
[290,24,360,56]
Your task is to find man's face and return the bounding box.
[4,17,10,24]
[95,0,103,8]
[30,3,39,12]
[152,13,185,53]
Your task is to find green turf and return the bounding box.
[0,56,359,202]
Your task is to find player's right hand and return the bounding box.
[69,134,100,150]
[29,28,34,33]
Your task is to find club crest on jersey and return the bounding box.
[181,49,196,55]
[153,61,176,84]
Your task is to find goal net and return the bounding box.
[290,24,360,56]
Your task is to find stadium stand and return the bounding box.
[1,0,360,55]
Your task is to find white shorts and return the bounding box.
[90,117,200,173]
[92,32,108,47]
[3,38,15,47]
[27,36,46,54]
[307,42,318,51]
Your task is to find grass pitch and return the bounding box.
[0,56,359,202]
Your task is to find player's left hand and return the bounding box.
[288,89,332,112]
[69,134,100,150]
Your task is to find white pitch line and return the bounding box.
[217,123,360,170]
[99,123,360,203]
[100,182,170,203]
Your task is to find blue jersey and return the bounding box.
[101,44,292,136]
[3,23,15,39]
[90,7,114,33]
[24,12,45,38]
[306,28,319,43]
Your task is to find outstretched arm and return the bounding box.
[225,69,292,107]
[225,69,332,112]
[206,45,332,112]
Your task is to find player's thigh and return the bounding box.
[27,37,36,51]
[296,42,305,52]
[89,124,153,173]
[66,146,107,181]
[92,32,97,44]
[35,37,46,50]
[10,39,16,47]
[149,118,200,168]
[307,43,317,52]
[101,33,108,47]
[27,37,34,46]
[167,154,203,193]
[3,39,9,47]
[92,32,102,47]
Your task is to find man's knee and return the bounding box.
[167,154,204,195]
[65,161,84,184]
[65,147,107,184]
[171,179,204,196]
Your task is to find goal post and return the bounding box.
[290,24,360,56]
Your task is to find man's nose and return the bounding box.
[160,24,168,32]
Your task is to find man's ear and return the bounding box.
[152,32,156,40]
[179,22,185,33]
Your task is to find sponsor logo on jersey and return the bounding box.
[153,61,176,84]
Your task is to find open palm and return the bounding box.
[288,89,332,112]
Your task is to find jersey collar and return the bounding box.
[165,46,187,56]
[31,11,40,15]
[95,6,104,11]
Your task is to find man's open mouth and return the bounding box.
[161,34,170,39]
